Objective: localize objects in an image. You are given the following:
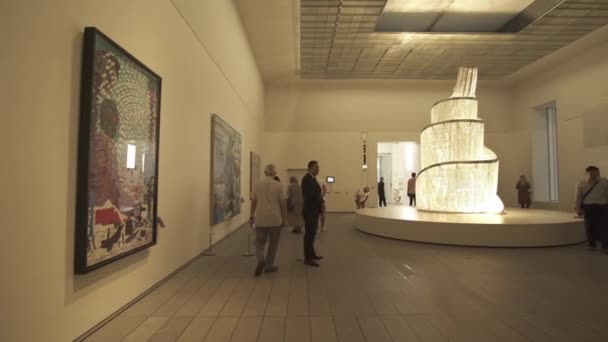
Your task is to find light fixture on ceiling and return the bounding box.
[400,33,413,44]
[376,0,565,33]
[384,0,453,13]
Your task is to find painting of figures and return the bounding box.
[211,115,242,226]
[75,27,161,273]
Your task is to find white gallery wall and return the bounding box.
[0,1,263,341]
[510,25,608,212]
[263,79,521,210]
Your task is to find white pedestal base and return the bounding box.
[354,206,585,247]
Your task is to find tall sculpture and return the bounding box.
[417,67,504,213]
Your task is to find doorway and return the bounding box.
[377,142,421,205]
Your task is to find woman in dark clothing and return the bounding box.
[516,175,532,208]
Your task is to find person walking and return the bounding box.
[287,176,304,233]
[250,164,287,277]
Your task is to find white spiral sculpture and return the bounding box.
[417,67,504,214]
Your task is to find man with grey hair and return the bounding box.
[250,164,288,276]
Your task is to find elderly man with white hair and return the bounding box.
[250,164,288,277]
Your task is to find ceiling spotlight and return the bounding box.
[400,33,413,44]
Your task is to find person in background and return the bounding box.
[378,177,387,207]
[287,176,304,233]
[355,186,370,209]
[575,166,608,252]
[407,173,417,206]
[250,164,287,277]
[516,175,532,208]
[319,182,327,231]
[301,161,323,267]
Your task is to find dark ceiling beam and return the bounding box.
[499,0,568,32]
[426,0,456,32]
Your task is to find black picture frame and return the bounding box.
[75,27,162,274]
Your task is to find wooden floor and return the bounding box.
[86,213,608,342]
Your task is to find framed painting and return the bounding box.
[250,151,261,195]
[75,27,162,274]
[211,115,242,226]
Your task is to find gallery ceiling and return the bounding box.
[235,0,608,80]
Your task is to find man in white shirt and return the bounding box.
[575,165,608,251]
[250,164,287,276]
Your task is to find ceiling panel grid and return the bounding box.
[300,0,608,79]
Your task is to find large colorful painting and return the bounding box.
[211,115,242,225]
[75,27,161,273]
[250,151,261,196]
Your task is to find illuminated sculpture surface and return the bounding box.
[417,67,504,213]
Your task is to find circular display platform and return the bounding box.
[354,206,585,247]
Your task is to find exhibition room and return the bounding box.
[2,0,608,341]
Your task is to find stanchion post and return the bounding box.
[202,228,215,256]
[242,226,254,257]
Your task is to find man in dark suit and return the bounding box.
[301,160,323,267]
[378,177,387,207]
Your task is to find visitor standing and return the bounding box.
[575,166,608,252]
[301,161,323,267]
[378,177,387,207]
[355,186,370,209]
[515,175,532,208]
[319,181,327,231]
[407,173,417,206]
